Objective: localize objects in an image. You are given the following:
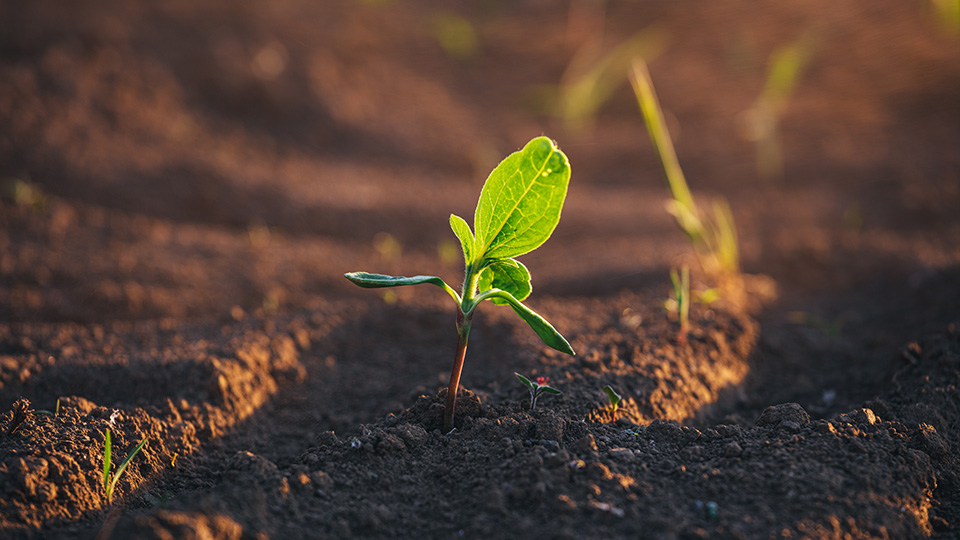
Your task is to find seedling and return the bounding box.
[630,59,740,277]
[102,428,147,504]
[664,266,691,345]
[346,137,575,432]
[558,26,666,131]
[740,32,818,180]
[34,398,60,418]
[515,373,562,411]
[603,385,622,414]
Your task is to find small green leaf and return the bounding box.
[449,214,475,266]
[482,289,575,355]
[539,386,562,395]
[515,372,534,389]
[474,137,571,260]
[344,272,460,304]
[603,385,622,407]
[478,259,531,304]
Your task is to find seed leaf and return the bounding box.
[344,272,459,303]
[449,214,475,266]
[478,259,531,304]
[482,289,575,355]
[344,272,442,288]
[539,386,562,395]
[603,385,622,406]
[515,372,534,389]
[474,137,571,260]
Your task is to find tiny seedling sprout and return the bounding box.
[102,428,147,504]
[346,137,576,432]
[515,373,562,411]
[740,31,818,180]
[33,398,60,418]
[665,265,691,345]
[603,385,622,413]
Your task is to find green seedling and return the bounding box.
[558,26,667,131]
[603,385,622,413]
[740,31,818,180]
[664,266,691,345]
[515,373,562,411]
[630,59,740,277]
[346,137,576,432]
[33,398,60,417]
[102,428,147,504]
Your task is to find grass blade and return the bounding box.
[107,438,147,500]
[102,429,112,492]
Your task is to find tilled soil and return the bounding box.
[2,1,960,538]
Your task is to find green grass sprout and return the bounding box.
[515,373,562,411]
[558,27,667,131]
[603,385,622,414]
[630,59,740,277]
[665,265,691,345]
[102,428,147,505]
[346,137,576,433]
[739,32,818,180]
[33,398,60,418]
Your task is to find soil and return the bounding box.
[2,1,960,538]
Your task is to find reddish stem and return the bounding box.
[677,320,690,346]
[443,311,471,432]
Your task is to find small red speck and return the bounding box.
[536,377,548,386]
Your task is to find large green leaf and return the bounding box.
[449,214,475,266]
[477,259,531,304]
[474,137,571,260]
[481,289,575,355]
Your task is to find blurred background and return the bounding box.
[1,0,958,324]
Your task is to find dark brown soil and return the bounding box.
[2,1,960,538]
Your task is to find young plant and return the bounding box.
[558,26,667,132]
[102,428,147,504]
[664,265,691,345]
[515,373,562,411]
[346,137,576,432]
[33,398,60,418]
[740,32,818,180]
[630,59,740,277]
[603,385,622,414]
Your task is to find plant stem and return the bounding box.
[444,309,472,432]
